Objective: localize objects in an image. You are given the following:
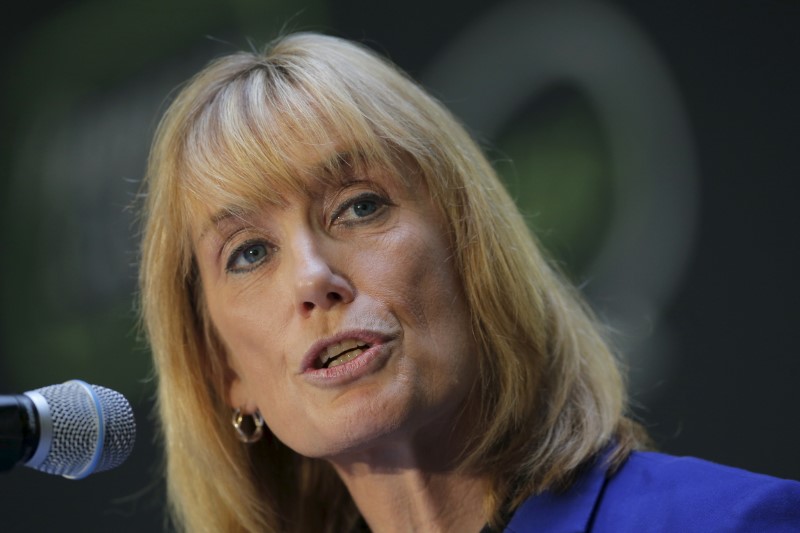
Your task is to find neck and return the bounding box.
[326,408,489,533]
[337,462,487,533]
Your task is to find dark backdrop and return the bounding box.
[1,1,798,531]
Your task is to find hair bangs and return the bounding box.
[175,56,412,226]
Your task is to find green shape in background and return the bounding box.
[494,87,613,282]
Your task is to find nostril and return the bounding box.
[327,292,343,302]
[295,266,354,314]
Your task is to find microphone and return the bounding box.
[0,380,136,479]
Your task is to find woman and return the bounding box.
[140,33,799,532]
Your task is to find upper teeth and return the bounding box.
[319,339,367,366]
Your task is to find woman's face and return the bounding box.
[192,152,478,459]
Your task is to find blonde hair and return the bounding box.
[140,32,646,532]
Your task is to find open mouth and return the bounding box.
[317,339,371,369]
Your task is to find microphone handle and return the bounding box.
[0,394,39,471]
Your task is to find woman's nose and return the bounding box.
[290,236,355,316]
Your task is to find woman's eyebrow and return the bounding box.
[317,149,370,180]
[197,208,250,242]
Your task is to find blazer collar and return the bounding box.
[504,453,611,533]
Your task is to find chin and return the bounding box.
[303,418,411,460]
[281,403,415,460]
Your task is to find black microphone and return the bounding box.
[0,380,136,479]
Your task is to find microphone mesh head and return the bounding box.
[28,381,136,478]
[92,385,137,473]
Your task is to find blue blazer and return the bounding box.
[505,451,800,532]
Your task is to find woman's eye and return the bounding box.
[227,242,270,272]
[352,198,379,217]
[334,193,387,225]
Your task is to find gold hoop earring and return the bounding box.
[232,408,264,443]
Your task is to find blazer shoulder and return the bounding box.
[592,451,800,532]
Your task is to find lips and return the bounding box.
[300,330,392,380]
[317,339,371,369]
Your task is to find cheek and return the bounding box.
[203,282,322,447]
[400,224,467,333]
[203,279,292,398]
[373,224,475,380]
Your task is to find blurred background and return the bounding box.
[1,0,798,530]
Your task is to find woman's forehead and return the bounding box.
[186,141,393,198]
[183,145,413,236]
